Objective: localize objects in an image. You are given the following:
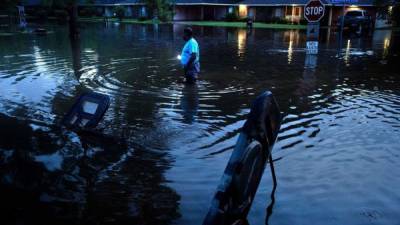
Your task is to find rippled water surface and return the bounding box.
[0,23,399,225]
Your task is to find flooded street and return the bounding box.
[0,23,399,225]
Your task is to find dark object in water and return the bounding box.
[62,92,110,130]
[34,28,47,35]
[203,91,281,225]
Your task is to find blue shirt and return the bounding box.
[181,38,200,67]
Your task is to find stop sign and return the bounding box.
[304,0,325,22]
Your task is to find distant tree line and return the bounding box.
[144,0,174,22]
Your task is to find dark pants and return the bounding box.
[184,62,200,84]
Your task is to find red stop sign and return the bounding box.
[304,0,325,22]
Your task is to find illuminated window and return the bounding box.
[239,5,248,18]
[295,7,300,16]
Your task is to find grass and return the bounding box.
[176,21,307,29]
[78,17,307,30]
[0,32,14,36]
[79,17,160,25]
[390,26,400,31]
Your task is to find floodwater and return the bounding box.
[0,22,399,225]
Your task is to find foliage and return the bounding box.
[225,12,239,22]
[41,0,68,8]
[3,0,26,10]
[374,0,400,26]
[36,8,49,20]
[393,4,400,26]
[157,4,173,22]
[54,9,68,21]
[177,21,306,29]
[143,0,174,22]
[40,0,94,9]
[267,16,290,24]
[138,16,148,21]
[114,6,126,20]
[79,6,98,17]
[3,0,16,8]
[299,18,308,25]
[374,0,391,16]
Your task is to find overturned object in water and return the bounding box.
[62,92,110,129]
[203,91,281,225]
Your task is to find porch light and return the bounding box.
[348,5,361,10]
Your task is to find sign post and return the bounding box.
[304,0,325,55]
[17,5,27,28]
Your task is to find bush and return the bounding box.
[266,17,293,24]
[114,6,126,20]
[299,18,308,25]
[237,17,249,22]
[36,8,49,20]
[393,4,400,26]
[79,7,97,17]
[225,12,239,22]
[138,16,147,21]
[95,7,104,17]
[54,9,68,22]
[158,8,173,22]
[268,16,281,24]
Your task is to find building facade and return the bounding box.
[23,0,379,26]
[173,0,377,26]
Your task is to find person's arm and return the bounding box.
[184,53,197,72]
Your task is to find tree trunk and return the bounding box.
[67,3,79,39]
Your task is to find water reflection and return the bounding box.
[237,29,247,57]
[304,54,318,69]
[294,54,317,103]
[70,37,82,79]
[180,84,199,124]
[0,113,180,225]
[383,37,390,59]
[284,31,300,64]
[288,40,293,64]
[344,39,351,65]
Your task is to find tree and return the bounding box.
[374,0,400,26]
[143,0,174,22]
[39,0,93,39]
[374,0,390,16]
[3,0,25,10]
[114,5,126,21]
[393,3,400,26]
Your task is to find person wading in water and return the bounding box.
[180,27,200,84]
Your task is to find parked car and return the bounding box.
[337,10,373,35]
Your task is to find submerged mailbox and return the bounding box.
[62,92,110,129]
[203,91,281,225]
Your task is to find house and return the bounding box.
[173,0,377,26]
[173,0,237,21]
[78,0,148,18]
[22,0,380,26]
